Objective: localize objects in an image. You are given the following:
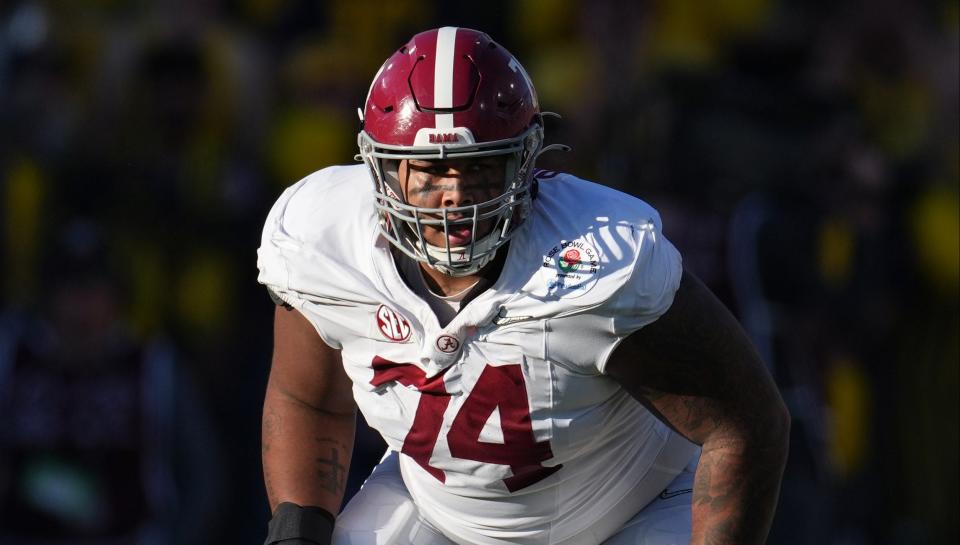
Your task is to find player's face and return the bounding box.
[398,157,507,248]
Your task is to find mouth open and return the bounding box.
[447,227,473,246]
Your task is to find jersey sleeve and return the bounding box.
[595,212,683,374]
[256,172,347,350]
[540,202,683,377]
[257,177,310,309]
[615,213,683,332]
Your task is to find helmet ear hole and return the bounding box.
[380,159,403,201]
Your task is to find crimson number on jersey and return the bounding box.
[370,356,562,492]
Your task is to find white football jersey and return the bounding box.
[257,164,700,545]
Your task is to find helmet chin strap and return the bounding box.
[422,230,501,276]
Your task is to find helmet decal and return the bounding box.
[432,26,457,129]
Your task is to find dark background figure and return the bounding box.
[0,1,955,543]
[0,220,223,545]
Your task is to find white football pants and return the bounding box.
[331,451,696,545]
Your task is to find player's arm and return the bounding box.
[606,269,790,545]
[262,305,356,543]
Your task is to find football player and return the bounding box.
[258,27,789,545]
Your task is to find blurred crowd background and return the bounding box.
[0,0,956,544]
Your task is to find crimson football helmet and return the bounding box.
[358,26,566,276]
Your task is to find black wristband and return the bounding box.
[264,502,335,545]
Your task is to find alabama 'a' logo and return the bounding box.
[376,305,411,342]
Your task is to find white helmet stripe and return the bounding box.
[434,26,457,129]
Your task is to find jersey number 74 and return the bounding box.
[371,357,562,492]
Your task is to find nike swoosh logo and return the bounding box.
[492,314,534,326]
[658,488,692,500]
[491,307,533,326]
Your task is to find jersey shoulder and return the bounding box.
[503,172,683,373]
[533,171,666,232]
[257,164,380,309]
[265,164,375,244]
[523,171,676,305]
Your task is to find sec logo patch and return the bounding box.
[376,305,411,342]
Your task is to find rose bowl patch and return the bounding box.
[536,238,600,298]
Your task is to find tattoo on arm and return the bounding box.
[261,404,352,505]
[314,438,348,495]
[608,270,789,545]
[262,405,281,454]
[261,405,282,502]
